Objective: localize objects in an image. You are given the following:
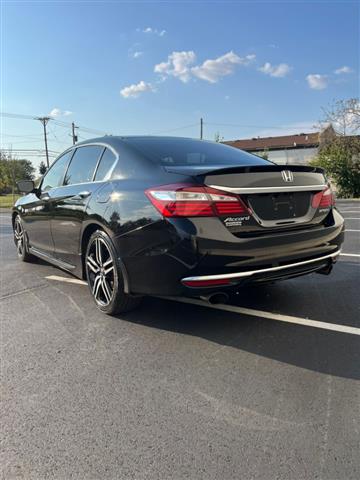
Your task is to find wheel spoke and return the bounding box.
[95,239,102,266]
[101,278,112,303]
[89,236,115,306]
[93,275,102,299]
[87,255,99,273]
[104,265,114,275]
[102,257,113,275]
[14,219,24,254]
[103,257,112,267]
[14,222,22,239]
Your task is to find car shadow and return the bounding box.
[121,287,360,381]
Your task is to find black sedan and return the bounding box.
[13,136,344,314]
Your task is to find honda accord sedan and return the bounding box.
[13,136,344,314]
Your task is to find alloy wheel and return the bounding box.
[86,237,115,306]
[14,217,25,257]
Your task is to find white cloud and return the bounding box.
[259,62,291,78]
[141,27,166,37]
[120,80,155,98]
[191,51,256,83]
[306,74,328,90]
[48,108,72,117]
[154,51,196,83]
[334,65,353,74]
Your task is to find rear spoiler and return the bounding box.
[164,164,325,177]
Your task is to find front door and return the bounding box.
[22,150,73,254]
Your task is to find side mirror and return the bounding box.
[17,180,35,194]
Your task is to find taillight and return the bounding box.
[145,184,248,218]
[312,187,335,209]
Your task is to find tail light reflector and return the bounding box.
[145,184,248,218]
[312,187,335,209]
[182,278,231,287]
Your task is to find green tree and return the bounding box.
[0,150,35,194]
[39,161,47,175]
[309,136,360,198]
[0,160,11,193]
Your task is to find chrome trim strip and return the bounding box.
[182,250,341,283]
[208,184,327,194]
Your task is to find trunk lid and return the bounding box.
[166,164,329,231]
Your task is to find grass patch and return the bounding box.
[0,194,20,208]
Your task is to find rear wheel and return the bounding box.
[85,230,141,315]
[13,215,36,262]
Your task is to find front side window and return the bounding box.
[94,148,117,181]
[64,145,104,186]
[41,151,73,191]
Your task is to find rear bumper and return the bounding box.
[181,249,341,287]
[115,208,345,296]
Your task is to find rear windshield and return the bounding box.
[123,137,270,167]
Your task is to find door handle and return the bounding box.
[72,191,91,201]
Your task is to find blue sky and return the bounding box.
[1,0,359,168]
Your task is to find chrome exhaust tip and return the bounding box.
[200,292,229,305]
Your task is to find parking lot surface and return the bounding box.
[1,201,359,480]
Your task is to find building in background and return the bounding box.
[224,128,337,165]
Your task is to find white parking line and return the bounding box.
[46,275,87,285]
[339,211,360,213]
[343,217,360,220]
[162,297,360,336]
[340,253,360,258]
[345,229,360,232]
[45,275,359,336]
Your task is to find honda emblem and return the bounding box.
[281,170,294,182]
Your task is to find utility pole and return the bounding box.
[71,122,78,145]
[37,117,50,168]
[200,118,203,140]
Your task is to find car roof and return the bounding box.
[74,135,216,151]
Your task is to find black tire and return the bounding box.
[85,230,141,315]
[13,215,36,263]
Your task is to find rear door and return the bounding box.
[50,145,105,265]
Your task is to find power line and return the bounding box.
[1,112,109,137]
[0,139,48,145]
[0,112,37,120]
[1,133,44,138]
[205,122,317,130]
[51,119,107,136]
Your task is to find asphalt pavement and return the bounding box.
[1,201,359,480]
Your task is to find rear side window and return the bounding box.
[41,151,73,191]
[124,137,271,167]
[64,145,104,186]
[94,148,116,181]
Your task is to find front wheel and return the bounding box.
[85,230,141,315]
[13,215,36,262]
